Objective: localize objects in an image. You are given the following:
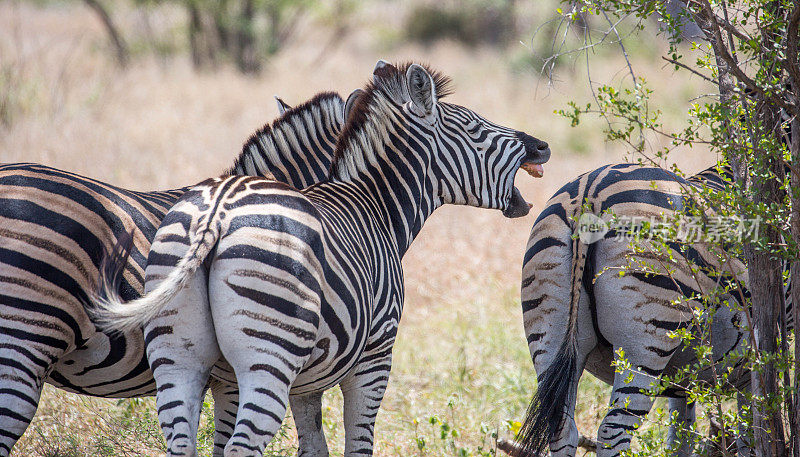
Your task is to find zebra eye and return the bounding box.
[467,123,480,134]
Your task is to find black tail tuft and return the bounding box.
[513,342,577,456]
[95,229,135,306]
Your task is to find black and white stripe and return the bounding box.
[0,91,346,457]
[91,61,552,457]
[514,162,793,457]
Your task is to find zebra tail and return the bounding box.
[514,219,588,456]
[89,212,221,335]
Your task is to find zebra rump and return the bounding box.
[90,178,225,334]
[514,204,585,457]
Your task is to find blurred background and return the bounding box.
[1,1,716,455]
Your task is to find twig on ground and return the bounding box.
[496,433,598,455]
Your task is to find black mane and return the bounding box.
[329,62,453,175]
[227,91,344,177]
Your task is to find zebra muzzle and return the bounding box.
[515,132,550,178]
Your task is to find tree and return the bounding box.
[540,1,799,456]
[83,0,129,67]
[173,0,314,74]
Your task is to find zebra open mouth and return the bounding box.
[503,133,550,218]
[502,148,549,218]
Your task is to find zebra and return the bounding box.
[513,161,793,457]
[89,60,552,457]
[0,90,354,457]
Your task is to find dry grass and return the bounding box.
[1,1,716,455]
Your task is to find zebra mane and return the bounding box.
[227,91,344,183]
[329,62,453,179]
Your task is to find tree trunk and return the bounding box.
[212,0,231,53]
[791,94,800,457]
[188,1,203,68]
[83,0,129,67]
[235,0,260,74]
[747,238,787,457]
[747,100,788,457]
[187,1,220,71]
[708,22,786,457]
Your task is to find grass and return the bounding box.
[14,287,615,457]
[1,0,722,455]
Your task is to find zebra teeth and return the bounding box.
[521,161,544,178]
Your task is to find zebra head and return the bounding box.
[335,60,551,218]
[433,101,551,218]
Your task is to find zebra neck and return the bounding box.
[329,118,440,256]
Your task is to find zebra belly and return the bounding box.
[289,309,370,394]
[48,331,156,397]
[584,344,615,385]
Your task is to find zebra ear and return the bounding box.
[344,89,364,121]
[373,59,396,81]
[275,96,291,115]
[406,64,435,115]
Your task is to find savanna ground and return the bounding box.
[1,1,718,455]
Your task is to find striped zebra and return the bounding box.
[0,91,351,457]
[513,162,793,457]
[90,60,552,457]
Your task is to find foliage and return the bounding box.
[412,396,498,457]
[541,0,799,455]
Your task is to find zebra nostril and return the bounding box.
[515,131,548,154]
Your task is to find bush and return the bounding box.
[404,2,516,47]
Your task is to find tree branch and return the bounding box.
[661,56,717,84]
[681,0,796,114]
[497,435,597,455]
[83,0,129,68]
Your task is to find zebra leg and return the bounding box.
[0,350,47,457]
[220,371,291,457]
[550,382,582,456]
[666,397,695,457]
[210,300,317,456]
[290,392,329,457]
[340,353,392,457]
[209,375,239,457]
[533,348,588,457]
[596,367,659,457]
[146,269,220,457]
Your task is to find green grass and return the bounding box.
[14,287,619,457]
